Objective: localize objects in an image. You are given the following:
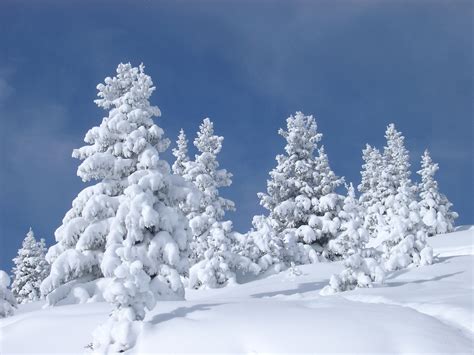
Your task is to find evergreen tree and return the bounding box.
[184,118,235,226]
[239,215,286,273]
[358,144,384,237]
[176,118,252,289]
[41,63,166,304]
[0,270,16,318]
[172,129,190,176]
[11,228,49,304]
[378,182,433,271]
[257,112,344,262]
[417,150,458,236]
[375,124,433,271]
[91,63,194,353]
[322,184,385,294]
[327,184,369,259]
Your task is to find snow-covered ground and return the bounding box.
[1,228,473,354]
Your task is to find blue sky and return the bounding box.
[0,0,472,272]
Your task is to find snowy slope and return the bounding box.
[1,229,473,354]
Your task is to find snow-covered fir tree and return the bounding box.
[183,118,235,227]
[238,215,286,273]
[375,124,433,271]
[172,129,190,176]
[257,112,344,263]
[327,184,369,259]
[187,220,253,289]
[417,150,458,236]
[11,228,49,304]
[322,184,385,294]
[358,144,384,237]
[41,63,169,304]
[0,270,16,318]
[91,63,194,352]
[173,118,255,289]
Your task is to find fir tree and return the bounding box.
[172,129,190,176]
[11,228,49,304]
[184,118,235,225]
[0,270,16,318]
[177,118,251,289]
[376,124,433,271]
[358,144,384,237]
[41,63,166,304]
[257,112,344,262]
[239,215,286,273]
[91,63,194,353]
[417,150,458,236]
[322,184,385,294]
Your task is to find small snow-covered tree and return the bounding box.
[91,64,194,353]
[378,182,433,271]
[172,129,190,176]
[188,220,258,289]
[320,254,385,295]
[11,228,49,304]
[322,184,385,294]
[327,184,369,259]
[257,112,344,262]
[41,63,165,304]
[417,150,458,236]
[0,270,16,318]
[238,215,286,273]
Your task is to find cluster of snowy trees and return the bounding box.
[0,63,458,352]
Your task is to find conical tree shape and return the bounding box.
[91,63,193,353]
[257,112,344,262]
[11,228,49,304]
[172,129,190,176]
[42,63,169,304]
[417,150,458,236]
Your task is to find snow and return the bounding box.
[1,229,473,354]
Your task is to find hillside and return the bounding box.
[1,228,472,354]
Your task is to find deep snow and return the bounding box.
[1,228,472,354]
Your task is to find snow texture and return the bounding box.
[1,229,472,354]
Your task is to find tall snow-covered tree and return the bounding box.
[172,129,190,176]
[257,112,344,261]
[183,118,235,225]
[11,228,49,304]
[358,144,384,237]
[417,150,458,236]
[0,270,16,318]
[41,63,165,304]
[375,124,433,271]
[90,63,194,353]
[378,123,412,199]
[174,118,251,289]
